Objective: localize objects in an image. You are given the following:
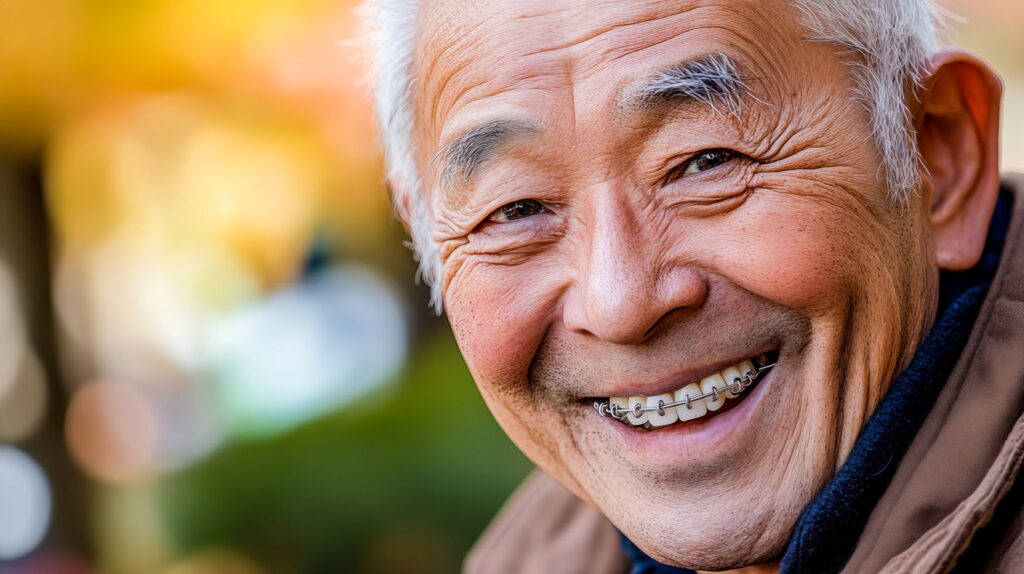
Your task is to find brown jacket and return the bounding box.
[465,176,1024,574]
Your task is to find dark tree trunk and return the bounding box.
[0,160,91,561]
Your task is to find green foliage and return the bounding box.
[160,329,533,574]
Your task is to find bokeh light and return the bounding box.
[46,95,326,286]
[66,380,159,485]
[0,447,52,560]
[0,260,47,444]
[0,261,27,404]
[205,264,407,436]
[0,350,48,444]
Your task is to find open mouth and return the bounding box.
[592,351,779,430]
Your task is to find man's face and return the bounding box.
[412,0,937,569]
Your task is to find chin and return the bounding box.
[553,344,844,571]
[615,509,790,569]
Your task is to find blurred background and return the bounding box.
[0,1,1021,573]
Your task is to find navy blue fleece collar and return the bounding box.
[622,190,1012,574]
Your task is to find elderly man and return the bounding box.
[362,0,1021,572]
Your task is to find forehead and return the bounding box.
[411,0,807,152]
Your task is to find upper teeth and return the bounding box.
[605,359,759,428]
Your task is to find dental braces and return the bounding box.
[593,362,777,422]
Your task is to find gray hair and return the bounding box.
[359,0,948,314]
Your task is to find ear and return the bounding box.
[916,50,1003,271]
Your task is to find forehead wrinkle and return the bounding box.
[517,6,693,59]
[419,1,701,140]
[434,118,539,199]
[421,12,508,138]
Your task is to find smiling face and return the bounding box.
[410,0,939,569]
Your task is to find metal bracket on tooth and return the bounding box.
[593,363,777,422]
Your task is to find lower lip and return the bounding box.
[598,365,778,459]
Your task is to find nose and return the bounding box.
[562,190,708,345]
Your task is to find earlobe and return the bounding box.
[916,50,1003,271]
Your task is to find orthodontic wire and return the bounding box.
[593,362,777,422]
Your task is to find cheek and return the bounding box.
[719,198,888,315]
[445,258,567,391]
[444,258,579,488]
[751,219,853,310]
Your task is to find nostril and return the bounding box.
[642,306,701,341]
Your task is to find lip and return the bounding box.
[596,360,778,459]
[585,348,777,399]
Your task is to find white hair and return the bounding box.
[359,0,948,314]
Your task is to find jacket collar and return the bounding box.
[843,175,1024,572]
[779,188,1012,573]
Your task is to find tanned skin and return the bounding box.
[394,1,1003,570]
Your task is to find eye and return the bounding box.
[487,199,547,223]
[666,149,738,184]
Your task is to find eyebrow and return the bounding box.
[624,53,749,115]
[436,118,538,191]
